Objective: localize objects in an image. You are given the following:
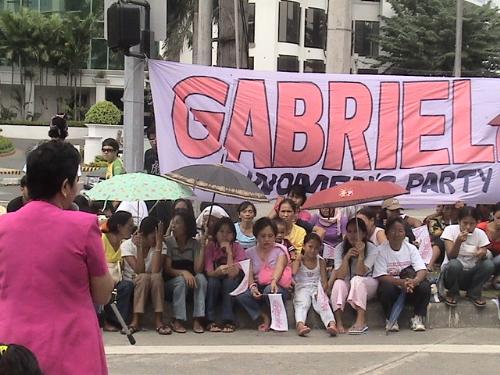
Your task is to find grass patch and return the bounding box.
[0,135,14,155]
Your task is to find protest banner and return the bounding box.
[149,60,500,205]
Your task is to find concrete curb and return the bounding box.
[0,177,21,186]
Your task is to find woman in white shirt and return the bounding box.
[373,217,430,332]
[440,207,493,307]
[121,216,171,335]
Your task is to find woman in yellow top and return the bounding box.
[101,211,135,331]
[102,138,125,179]
[278,198,306,255]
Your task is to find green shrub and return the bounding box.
[0,119,86,127]
[0,135,14,154]
[84,101,122,125]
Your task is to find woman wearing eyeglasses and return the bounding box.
[102,138,125,179]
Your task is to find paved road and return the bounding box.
[104,328,499,374]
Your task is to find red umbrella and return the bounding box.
[302,180,408,210]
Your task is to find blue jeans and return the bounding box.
[104,280,134,327]
[206,276,240,323]
[165,274,207,321]
[236,284,289,321]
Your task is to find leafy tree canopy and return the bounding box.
[377,0,500,76]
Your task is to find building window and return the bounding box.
[304,8,326,49]
[354,21,379,57]
[248,2,255,44]
[248,56,254,70]
[277,55,299,72]
[304,59,325,73]
[278,1,300,44]
[91,38,108,69]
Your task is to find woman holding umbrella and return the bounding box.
[329,218,379,334]
[373,217,430,332]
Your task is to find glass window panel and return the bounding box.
[95,21,104,38]
[248,3,255,44]
[277,55,299,72]
[108,48,124,70]
[92,0,103,20]
[304,59,325,73]
[91,38,107,69]
[304,7,326,49]
[354,21,379,57]
[278,1,300,44]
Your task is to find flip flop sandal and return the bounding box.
[297,325,311,336]
[156,325,172,335]
[171,320,187,334]
[222,323,236,333]
[444,295,457,307]
[206,322,222,333]
[348,325,368,335]
[467,296,486,308]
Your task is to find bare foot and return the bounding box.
[326,322,338,336]
[258,313,271,332]
[296,322,311,336]
[336,324,346,334]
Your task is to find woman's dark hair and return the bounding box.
[385,216,406,234]
[342,218,368,256]
[172,198,194,218]
[48,113,68,140]
[278,198,298,213]
[73,195,94,213]
[288,184,307,204]
[139,216,160,236]
[173,211,198,238]
[0,343,43,375]
[272,217,286,228]
[102,138,119,151]
[357,207,377,221]
[26,140,80,200]
[253,217,277,237]
[107,211,133,233]
[458,206,480,222]
[237,201,256,215]
[20,175,27,188]
[304,232,322,247]
[211,217,237,243]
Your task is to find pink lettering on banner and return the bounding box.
[225,79,273,168]
[274,82,325,167]
[375,82,400,170]
[452,80,495,164]
[401,81,450,168]
[324,82,372,171]
[172,76,229,158]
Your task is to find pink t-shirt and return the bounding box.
[0,201,109,375]
[204,242,246,273]
[245,244,287,278]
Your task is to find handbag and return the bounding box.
[258,244,293,288]
[107,261,122,284]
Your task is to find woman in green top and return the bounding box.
[102,138,125,179]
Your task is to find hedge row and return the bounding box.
[0,136,14,154]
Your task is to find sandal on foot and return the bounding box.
[297,325,311,337]
[193,319,205,334]
[444,294,457,307]
[222,323,236,333]
[206,322,222,333]
[348,325,368,335]
[156,325,172,335]
[171,320,187,333]
[258,323,270,332]
[121,325,139,335]
[467,295,486,308]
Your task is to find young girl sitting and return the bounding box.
[292,233,338,337]
[205,217,246,333]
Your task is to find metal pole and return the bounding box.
[454,0,464,77]
[234,0,241,68]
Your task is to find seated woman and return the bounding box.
[356,207,387,246]
[101,211,135,332]
[235,201,257,249]
[121,216,170,335]
[164,211,207,334]
[236,217,291,332]
[329,218,379,334]
[441,207,494,307]
[426,204,460,271]
[277,198,307,256]
[373,217,430,332]
[205,217,246,333]
[477,204,500,289]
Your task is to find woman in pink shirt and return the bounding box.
[0,141,114,375]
